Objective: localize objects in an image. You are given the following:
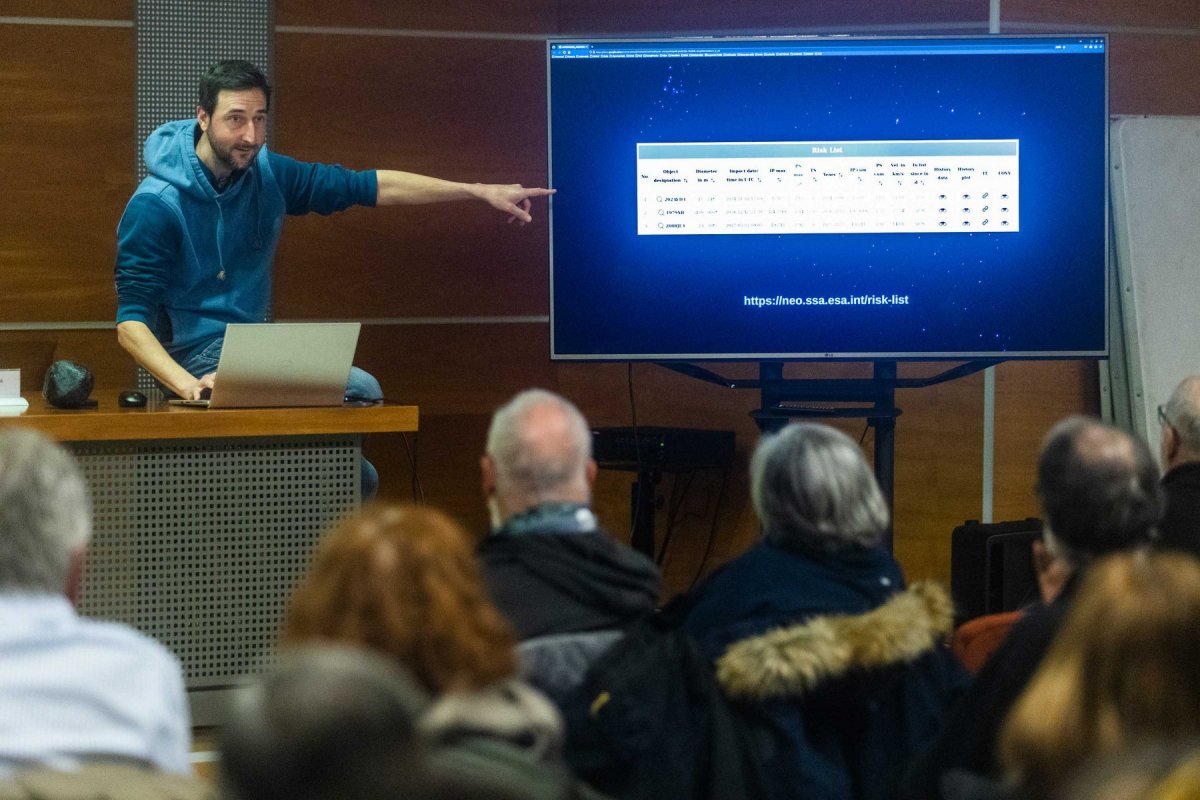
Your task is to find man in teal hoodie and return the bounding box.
[115,59,552,404]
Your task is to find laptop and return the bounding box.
[169,322,361,409]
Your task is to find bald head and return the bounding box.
[482,390,595,525]
[1162,376,1200,470]
[1036,417,1161,564]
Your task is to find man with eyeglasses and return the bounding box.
[1158,376,1200,555]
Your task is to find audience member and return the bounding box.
[998,552,1200,800]
[0,428,191,777]
[1157,375,1200,555]
[478,389,661,703]
[902,416,1162,799]
[950,532,1072,675]
[282,504,563,761]
[220,645,441,800]
[679,422,964,800]
[223,645,611,800]
[1053,741,1200,800]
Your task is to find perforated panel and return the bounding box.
[135,0,273,182]
[135,367,165,401]
[72,436,359,688]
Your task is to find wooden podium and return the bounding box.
[0,393,418,725]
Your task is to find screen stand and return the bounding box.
[658,359,1002,550]
[630,469,659,558]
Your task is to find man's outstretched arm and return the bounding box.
[117,321,214,400]
[374,170,554,224]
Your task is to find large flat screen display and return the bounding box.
[547,35,1109,360]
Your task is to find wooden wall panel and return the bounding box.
[1001,0,1200,115]
[1108,35,1200,116]
[272,33,549,319]
[893,368,987,584]
[0,2,132,18]
[351,322,555,412]
[992,360,1101,520]
[368,412,494,533]
[0,23,134,322]
[0,329,132,393]
[275,205,549,318]
[276,0,556,34]
[1001,0,1200,27]
[273,35,545,178]
[559,0,990,35]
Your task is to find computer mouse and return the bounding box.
[118,390,148,408]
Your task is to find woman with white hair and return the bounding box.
[681,422,965,800]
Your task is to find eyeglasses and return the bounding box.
[1158,404,1171,427]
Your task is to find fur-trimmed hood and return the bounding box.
[419,678,563,762]
[715,581,954,701]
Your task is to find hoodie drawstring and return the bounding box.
[253,167,263,250]
[215,203,226,281]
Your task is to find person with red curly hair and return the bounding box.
[282,504,562,761]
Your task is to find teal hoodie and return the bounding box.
[115,119,376,370]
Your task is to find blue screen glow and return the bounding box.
[548,35,1108,360]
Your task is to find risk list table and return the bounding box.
[636,139,1019,235]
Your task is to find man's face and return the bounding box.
[197,88,268,173]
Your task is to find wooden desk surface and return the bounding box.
[0,392,418,442]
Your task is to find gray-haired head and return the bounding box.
[220,645,432,800]
[1036,416,1161,566]
[750,422,889,555]
[0,428,91,593]
[1163,375,1200,465]
[484,389,593,518]
[221,645,532,800]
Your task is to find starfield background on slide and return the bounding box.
[548,36,1108,361]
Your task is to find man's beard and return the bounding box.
[206,129,259,173]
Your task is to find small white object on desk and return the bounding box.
[0,369,27,414]
[0,368,21,399]
[0,397,30,415]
